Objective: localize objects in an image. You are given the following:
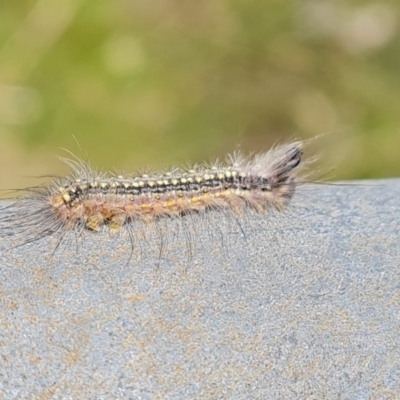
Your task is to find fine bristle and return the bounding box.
[0,141,309,256]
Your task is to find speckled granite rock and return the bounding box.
[0,180,399,399]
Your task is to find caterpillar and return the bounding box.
[0,141,309,261]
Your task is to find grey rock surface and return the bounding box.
[0,180,399,399]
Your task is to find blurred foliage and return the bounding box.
[0,0,400,189]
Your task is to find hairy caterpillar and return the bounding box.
[0,141,309,261]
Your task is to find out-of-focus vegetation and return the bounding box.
[0,0,399,189]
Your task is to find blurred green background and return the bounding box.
[0,0,400,190]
